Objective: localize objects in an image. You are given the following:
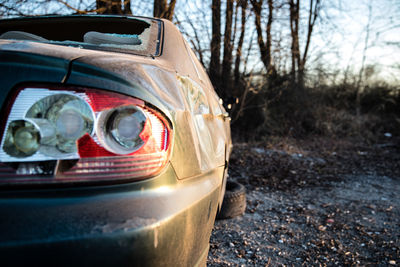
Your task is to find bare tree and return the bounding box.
[96,0,132,14]
[209,0,222,91]
[124,0,132,14]
[234,0,248,85]
[356,3,372,118]
[289,0,300,83]
[0,0,31,16]
[174,1,212,68]
[250,0,274,73]
[177,12,206,66]
[221,0,234,92]
[0,0,98,16]
[153,0,176,20]
[289,0,321,86]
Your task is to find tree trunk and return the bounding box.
[96,0,122,14]
[221,0,234,95]
[250,0,273,73]
[265,0,273,73]
[234,0,248,86]
[123,0,132,14]
[153,0,163,17]
[289,0,320,87]
[209,0,222,94]
[153,0,176,20]
[289,0,300,84]
[96,0,108,14]
[299,0,320,86]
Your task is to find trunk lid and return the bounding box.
[0,40,74,109]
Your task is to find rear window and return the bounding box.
[0,15,162,57]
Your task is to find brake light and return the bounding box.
[0,85,172,185]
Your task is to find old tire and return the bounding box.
[217,181,246,220]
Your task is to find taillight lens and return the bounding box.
[0,85,172,185]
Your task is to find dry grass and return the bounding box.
[232,80,400,141]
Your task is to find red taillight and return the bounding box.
[0,85,172,185]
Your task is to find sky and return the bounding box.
[1,0,399,84]
[312,0,400,83]
[174,0,400,84]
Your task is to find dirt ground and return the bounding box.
[208,136,400,266]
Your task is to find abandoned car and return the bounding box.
[0,15,232,266]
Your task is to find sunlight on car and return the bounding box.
[0,15,232,266]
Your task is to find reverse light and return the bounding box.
[97,105,148,155]
[3,120,40,157]
[0,85,172,185]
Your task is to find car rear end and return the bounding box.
[0,15,226,266]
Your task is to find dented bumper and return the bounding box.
[0,165,223,266]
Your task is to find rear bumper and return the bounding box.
[0,165,223,266]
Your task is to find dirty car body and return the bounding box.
[0,15,231,266]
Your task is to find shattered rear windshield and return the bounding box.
[0,15,162,57]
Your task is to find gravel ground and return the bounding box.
[207,137,400,266]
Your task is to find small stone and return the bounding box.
[278,239,284,244]
[238,249,246,257]
[307,204,316,210]
[389,260,396,265]
[229,242,235,247]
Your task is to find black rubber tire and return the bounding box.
[217,181,246,220]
